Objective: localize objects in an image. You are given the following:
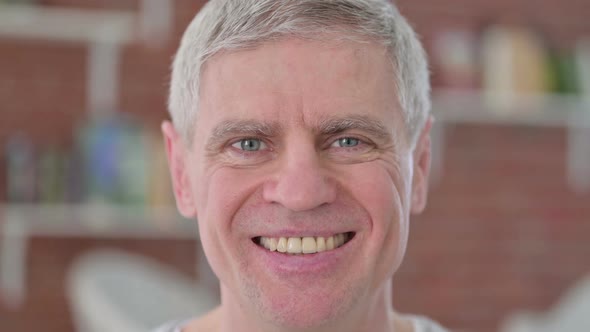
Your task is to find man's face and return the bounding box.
[164,38,430,329]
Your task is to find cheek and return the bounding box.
[344,161,412,278]
[192,166,263,281]
[195,167,250,225]
[348,160,411,230]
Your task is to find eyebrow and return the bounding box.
[316,115,393,142]
[206,119,280,151]
[205,115,395,152]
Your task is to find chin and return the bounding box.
[248,277,365,330]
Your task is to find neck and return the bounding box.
[218,281,399,332]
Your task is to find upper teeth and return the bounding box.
[259,233,350,254]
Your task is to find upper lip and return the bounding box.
[251,230,356,238]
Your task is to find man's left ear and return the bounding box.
[410,116,433,214]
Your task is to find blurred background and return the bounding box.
[0,0,589,331]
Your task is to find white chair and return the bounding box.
[67,249,219,332]
[500,275,590,332]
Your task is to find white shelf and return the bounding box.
[433,89,590,127]
[0,203,195,239]
[0,4,136,44]
[0,203,198,309]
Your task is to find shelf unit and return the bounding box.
[0,2,182,311]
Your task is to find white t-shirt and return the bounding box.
[152,315,449,332]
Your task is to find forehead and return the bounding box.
[196,38,403,136]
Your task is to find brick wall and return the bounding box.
[395,125,590,332]
[1,1,589,331]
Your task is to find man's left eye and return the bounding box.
[332,137,360,148]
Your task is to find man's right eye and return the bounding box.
[231,138,266,151]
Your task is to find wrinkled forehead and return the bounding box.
[209,40,388,86]
[192,38,407,146]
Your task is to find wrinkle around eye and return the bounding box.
[326,136,373,154]
[221,137,275,166]
[325,138,401,165]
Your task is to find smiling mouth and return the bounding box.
[253,232,355,255]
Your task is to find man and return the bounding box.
[158,0,447,331]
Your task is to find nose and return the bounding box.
[263,146,337,212]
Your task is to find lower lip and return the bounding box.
[250,235,357,276]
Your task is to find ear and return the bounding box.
[161,121,197,218]
[410,116,433,215]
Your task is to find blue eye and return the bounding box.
[336,137,360,148]
[233,138,265,151]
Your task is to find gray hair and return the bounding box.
[169,0,430,146]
